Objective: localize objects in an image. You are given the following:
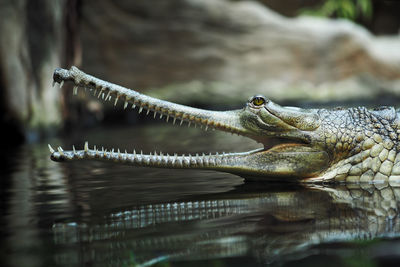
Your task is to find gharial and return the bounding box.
[49,66,400,183]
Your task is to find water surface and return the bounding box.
[2,125,400,266]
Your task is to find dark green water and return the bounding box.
[1,125,400,267]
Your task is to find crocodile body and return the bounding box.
[49,67,400,183]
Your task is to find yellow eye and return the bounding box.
[250,96,266,107]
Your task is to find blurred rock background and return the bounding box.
[0,0,79,144]
[1,0,400,143]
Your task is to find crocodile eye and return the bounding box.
[250,95,267,107]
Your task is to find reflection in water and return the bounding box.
[2,125,400,266]
[1,142,74,267]
[52,183,400,266]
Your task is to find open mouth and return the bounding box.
[49,67,328,179]
[49,67,258,164]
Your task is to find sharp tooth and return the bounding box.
[166,115,169,122]
[132,103,136,109]
[153,111,157,119]
[93,89,97,96]
[210,158,216,165]
[84,141,89,152]
[60,81,64,88]
[205,125,208,131]
[180,119,183,126]
[188,122,191,127]
[160,113,163,119]
[114,97,119,106]
[146,109,150,115]
[48,144,55,153]
[73,145,76,154]
[52,81,56,87]
[106,91,111,101]
[98,89,104,98]
[73,86,78,95]
[124,101,128,109]
[139,107,143,113]
[173,117,176,125]
[57,146,64,156]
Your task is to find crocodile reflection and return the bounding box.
[52,183,400,265]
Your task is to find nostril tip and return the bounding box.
[53,68,71,83]
[53,68,63,82]
[50,153,57,161]
[50,153,65,162]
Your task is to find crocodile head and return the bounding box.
[49,67,333,181]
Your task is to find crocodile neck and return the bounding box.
[312,107,400,183]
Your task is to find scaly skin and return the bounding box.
[49,66,400,183]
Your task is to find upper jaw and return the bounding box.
[52,66,319,145]
[53,66,251,136]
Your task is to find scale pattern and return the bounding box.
[316,107,400,183]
